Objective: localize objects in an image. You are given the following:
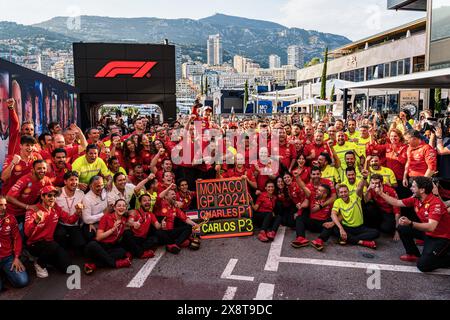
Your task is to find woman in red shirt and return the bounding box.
[176,179,196,211]
[275,176,295,228]
[119,139,141,175]
[386,129,409,199]
[138,134,153,173]
[252,181,278,242]
[84,199,132,274]
[291,154,311,184]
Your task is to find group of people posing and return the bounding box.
[0,97,449,293]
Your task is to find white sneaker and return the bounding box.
[34,262,49,278]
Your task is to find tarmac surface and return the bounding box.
[1,226,449,300]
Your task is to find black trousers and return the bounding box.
[27,241,72,273]
[155,226,192,246]
[84,241,127,268]
[54,224,86,252]
[333,225,380,245]
[253,211,277,232]
[295,215,333,241]
[121,229,159,258]
[275,201,296,229]
[364,203,397,234]
[82,224,97,243]
[398,225,450,272]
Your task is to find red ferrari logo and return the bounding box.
[95,61,158,78]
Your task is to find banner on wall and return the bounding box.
[0,58,79,167]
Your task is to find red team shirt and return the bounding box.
[255,192,277,213]
[386,143,408,180]
[6,175,53,217]
[368,185,401,215]
[127,209,158,239]
[402,194,450,239]
[407,142,437,177]
[0,213,22,259]
[154,198,188,230]
[24,203,79,246]
[303,143,333,163]
[309,196,332,221]
[1,153,42,194]
[97,213,128,244]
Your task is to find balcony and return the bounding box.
[387,0,427,11]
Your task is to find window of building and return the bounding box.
[404,58,411,74]
[390,61,398,77]
[384,63,390,78]
[398,60,404,75]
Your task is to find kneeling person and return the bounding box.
[24,186,82,278]
[331,172,380,249]
[122,194,160,259]
[292,184,335,251]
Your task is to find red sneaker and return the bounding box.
[83,263,96,275]
[140,250,155,259]
[266,231,276,241]
[415,240,425,246]
[180,239,191,248]
[359,241,377,249]
[311,238,325,251]
[166,244,181,254]
[291,236,309,248]
[400,254,419,263]
[257,231,269,242]
[115,258,132,268]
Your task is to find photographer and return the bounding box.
[430,122,450,200]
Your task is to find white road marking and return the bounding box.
[223,286,238,300]
[127,250,166,288]
[221,258,255,282]
[264,226,450,276]
[254,283,275,300]
[279,256,450,276]
[264,226,285,272]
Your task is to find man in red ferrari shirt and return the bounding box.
[1,135,42,195]
[403,130,437,188]
[269,124,297,171]
[378,177,450,272]
[154,186,199,254]
[6,160,53,226]
[364,174,401,241]
[46,148,72,188]
[24,186,81,278]
[304,131,333,165]
[0,196,29,291]
[40,125,87,162]
[121,194,160,259]
[292,184,335,251]
[5,98,36,157]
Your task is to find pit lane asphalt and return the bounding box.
[1,227,449,300]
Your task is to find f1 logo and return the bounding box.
[95,61,158,78]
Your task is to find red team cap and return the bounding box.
[40,185,58,195]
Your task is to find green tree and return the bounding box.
[305,57,321,67]
[319,47,328,117]
[330,85,335,102]
[434,88,442,115]
[244,80,249,109]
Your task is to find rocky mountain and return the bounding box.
[0,21,75,55]
[32,13,351,66]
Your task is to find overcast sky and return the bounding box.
[1,0,425,41]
